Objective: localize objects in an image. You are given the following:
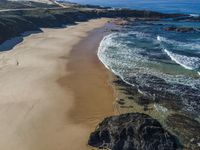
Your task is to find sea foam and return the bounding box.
[190,14,200,17]
[164,49,200,70]
[157,35,200,51]
[97,33,137,87]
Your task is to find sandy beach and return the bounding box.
[0,18,115,150]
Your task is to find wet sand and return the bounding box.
[58,25,116,149]
[0,18,115,150]
[58,27,115,126]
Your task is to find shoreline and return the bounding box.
[58,21,118,149]
[58,26,116,126]
[0,9,199,149]
[0,18,114,150]
[96,19,200,149]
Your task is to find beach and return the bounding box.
[0,1,199,148]
[0,18,115,150]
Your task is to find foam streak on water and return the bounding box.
[157,35,200,51]
[164,49,200,71]
[98,20,200,115]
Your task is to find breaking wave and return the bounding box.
[98,27,200,116]
[157,35,200,51]
[164,49,200,71]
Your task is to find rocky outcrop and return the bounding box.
[0,0,57,9]
[113,74,200,116]
[0,15,40,45]
[164,26,200,33]
[122,74,200,116]
[173,15,200,22]
[0,1,185,45]
[88,113,179,150]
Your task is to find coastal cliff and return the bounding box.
[0,1,184,45]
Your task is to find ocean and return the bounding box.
[98,20,200,116]
[69,0,200,116]
[67,0,200,15]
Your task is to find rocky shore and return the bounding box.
[1,1,200,150]
[164,26,200,33]
[0,0,58,9]
[0,1,184,45]
[108,76,200,150]
[89,113,180,150]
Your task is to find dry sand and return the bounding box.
[0,18,115,150]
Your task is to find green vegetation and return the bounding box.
[0,1,58,9]
[0,1,183,45]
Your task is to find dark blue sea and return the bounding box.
[67,0,200,15]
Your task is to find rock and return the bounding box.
[88,113,179,150]
[112,19,130,26]
[0,15,40,45]
[0,0,57,9]
[137,96,151,105]
[166,114,200,150]
[117,99,125,105]
[173,15,200,22]
[113,73,200,117]
[125,74,200,116]
[111,29,120,32]
[164,26,199,33]
[0,1,185,45]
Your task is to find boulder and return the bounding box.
[88,113,179,150]
[164,26,199,33]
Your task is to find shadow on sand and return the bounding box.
[0,30,42,52]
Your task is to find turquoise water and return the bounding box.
[66,0,200,15]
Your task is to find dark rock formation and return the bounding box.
[164,26,200,33]
[173,15,200,22]
[123,74,200,116]
[0,1,185,45]
[113,74,200,116]
[0,0,57,9]
[166,114,200,150]
[88,113,179,150]
[0,15,40,45]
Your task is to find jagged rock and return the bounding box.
[88,113,179,150]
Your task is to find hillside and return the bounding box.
[8,0,54,4]
[0,0,58,9]
[0,1,183,45]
